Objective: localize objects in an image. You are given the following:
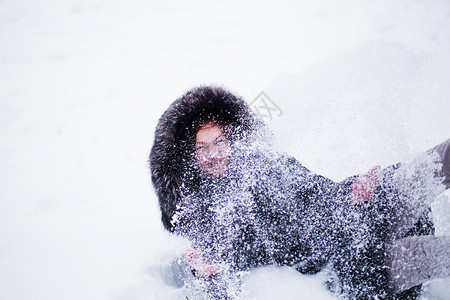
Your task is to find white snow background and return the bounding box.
[1,0,450,299]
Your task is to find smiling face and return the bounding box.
[195,121,230,178]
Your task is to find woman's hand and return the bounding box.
[350,165,382,203]
[185,249,222,276]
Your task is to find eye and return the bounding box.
[215,138,225,145]
[196,145,205,151]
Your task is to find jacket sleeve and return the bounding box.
[271,155,345,273]
[278,154,347,204]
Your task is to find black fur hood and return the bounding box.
[149,86,262,231]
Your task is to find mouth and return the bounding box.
[206,158,226,168]
[203,158,228,176]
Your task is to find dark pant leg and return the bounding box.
[386,235,450,293]
[431,138,450,190]
[382,143,447,241]
[381,140,450,297]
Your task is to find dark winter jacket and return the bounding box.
[149,86,435,299]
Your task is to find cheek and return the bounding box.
[217,143,229,153]
[195,152,207,163]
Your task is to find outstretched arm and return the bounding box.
[346,136,450,204]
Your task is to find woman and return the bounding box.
[150,86,450,299]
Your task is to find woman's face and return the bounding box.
[195,122,230,178]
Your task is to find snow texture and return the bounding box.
[1,0,450,299]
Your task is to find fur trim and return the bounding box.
[149,86,260,231]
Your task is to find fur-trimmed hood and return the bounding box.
[149,86,262,231]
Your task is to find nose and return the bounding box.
[207,145,221,158]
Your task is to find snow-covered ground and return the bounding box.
[1,0,450,299]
